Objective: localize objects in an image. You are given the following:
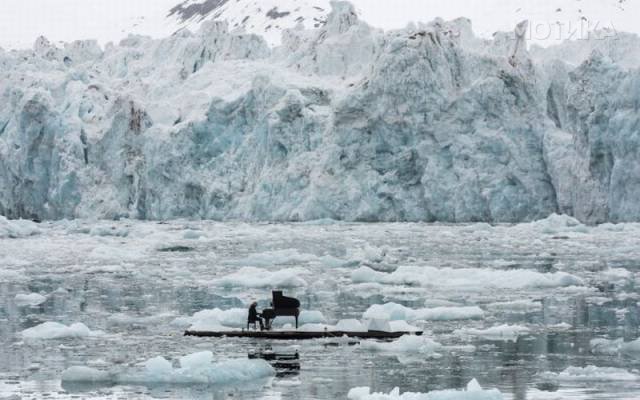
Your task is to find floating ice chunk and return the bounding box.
[539,366,639,381]
[210,267,308,288]
[360,335,443,358]
[107,312,175,327]
[590,338,623,355]
[347,379,503,400]
[61,353,275,386]
[335,319,367,332]
[352,266,583,290]
[621,338,640,354]
[0,216,40,238]
[89,225,129,237]
[590,337,640,355]
[183,230,206,239]
[363,303,484,322]
[298,323,334,332]
[14,293,47,307]
[21,322,102,340]
[388,320,421,333]
[61,366,111,383]
[179,351,214,370]
[367,319,392,332]
[487,299,541,313]
[547,322,572,331]
[172,308,247,330]
[300,310,327,325]
[454,325,530,342]
[230,250,318,267]
[348,243,387,264]
[516,214,588,235]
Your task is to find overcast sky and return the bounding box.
[0,0,637,50]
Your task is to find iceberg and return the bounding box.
[1,2,639,223]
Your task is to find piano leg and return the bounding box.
[295,315,298,329]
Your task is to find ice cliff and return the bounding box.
[1,2,640,223]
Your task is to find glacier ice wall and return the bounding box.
[1,2,640,223]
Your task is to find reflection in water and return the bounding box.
[249,348,301,377]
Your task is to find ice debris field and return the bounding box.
[2,215,640,399]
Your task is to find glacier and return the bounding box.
[1,1,640,223]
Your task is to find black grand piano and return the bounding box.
[261,291,301,329]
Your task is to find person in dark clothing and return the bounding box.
[248,302,264,331]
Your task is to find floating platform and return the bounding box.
[184,330,422,340]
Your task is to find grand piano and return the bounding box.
[261,291,301,329]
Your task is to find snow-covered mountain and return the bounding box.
[1,0,639,49]
[1,1,640,223]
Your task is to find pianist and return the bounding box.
[248,302,265,331]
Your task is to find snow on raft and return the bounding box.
[61,351,274,385]
[20,322,103,340]
[348,379,503,400]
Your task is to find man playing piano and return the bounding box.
[248,301,264,331]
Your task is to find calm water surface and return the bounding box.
[1,220,639,399]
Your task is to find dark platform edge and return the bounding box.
[184,330,423,340]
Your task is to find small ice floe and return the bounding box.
[183,229,206,239]
[351,265,583,291]
[487,299,542,313]
[229,249,319,267]
[591,337,640,355]
[107,312,175,327]
[454,324,530,342]
[21,322,104,340]
[61,351,274,385]
[348,379,503,400]
[335,319,367,332]
[363,302,484,322]
[0,216,40,239]
[14,293,47,307]
[172,308,247,330]
[513,214,587,235]
[546,322,572,331]
[210,267,308,288]
[89,224,129,237]
[359,335,443,359]
[539,366,639,382]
